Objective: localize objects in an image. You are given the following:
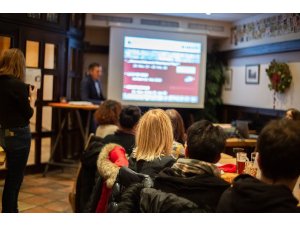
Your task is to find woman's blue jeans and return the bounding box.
[0,126,31,213]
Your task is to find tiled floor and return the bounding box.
[0,166,78,213]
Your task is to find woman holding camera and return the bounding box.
[0,48,37,213]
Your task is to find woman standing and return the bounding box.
[0,48,37,213]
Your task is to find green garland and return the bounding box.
[266,59,292,93]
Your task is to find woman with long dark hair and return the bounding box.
[0,48,37,212]
[165,109,186,158]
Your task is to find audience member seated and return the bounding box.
[165,109,186,158]
[96,144,128,213]
[154,120,230,212]
[74,135,104,212]
[115,183,208,213]
[217,119,300,212]
[103,105,141,156]
[285,108,300,121]
[94,100,122,138]
[129,109,176,178]
[106,166,153,213]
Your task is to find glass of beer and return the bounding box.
[236,152,248,174]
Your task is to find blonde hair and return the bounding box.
[134,109,173,161]
[0,48,26,81]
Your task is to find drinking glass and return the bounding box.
[236,152,248,174]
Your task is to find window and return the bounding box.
[26,40,40,68]
[29,106,37,132]
[42,107,52,132]
[44,43,56,69]
[43,74,54,101]
[0,36,11,55]
[41,138,51,163]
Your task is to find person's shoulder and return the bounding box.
[103,134,117,143]
[216,187,234,212]
[155,155,176,167]
[162,155,176,163]
[2,75,27,90]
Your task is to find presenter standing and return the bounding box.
[80,63,106,105]
[0,48,37,213]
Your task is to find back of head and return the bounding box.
[0,48,25,80]
[186,120,226,163]
[119,105,141,130]
[257,119,300,181]
[165,109,186,145]
[94,100,122,125]
[135,109,173,161]
[285,108,300,121]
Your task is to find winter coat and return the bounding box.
[83,176,103,213]
[107,166,153,213]
[140,188,208,213]
[129,155,175,178]
[154,158,230,212]
[217,174,300,213]
[75,136,104,212]
[96,143,129,213]
[115,183,208,213]
[102,130,135,155]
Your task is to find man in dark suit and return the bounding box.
[80,63,105,104]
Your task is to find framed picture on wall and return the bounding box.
[245,64,260,84]
[224,68,233,91]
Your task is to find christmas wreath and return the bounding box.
[265,59,292,109]
[266,59,292,93]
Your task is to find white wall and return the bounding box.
[222,52,300,110]
[221,13,300,110]
[86,13,231,38]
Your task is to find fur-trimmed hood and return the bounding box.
[97,143,128,188]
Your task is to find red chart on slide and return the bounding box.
[122,36,202,104]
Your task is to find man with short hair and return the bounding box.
[217,119,300,212]
[102,105,141,155]
[80,63,105,104]
[154,120,230,212]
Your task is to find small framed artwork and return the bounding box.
[245,64,260,84]
[224,68,233,91]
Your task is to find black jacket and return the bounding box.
[75,136,104,212]
[107,166,153,213]
[154,167,230,212]
[129,156,175,178]
[80,75,105,105]
[0,75,33,129]
[217,174,300,213]
[103,130,135,156]
[140,188,208,213]
[115,184,208,213]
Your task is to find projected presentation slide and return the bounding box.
[122,36,202,103]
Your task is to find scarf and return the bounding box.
[172,158,221,178]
